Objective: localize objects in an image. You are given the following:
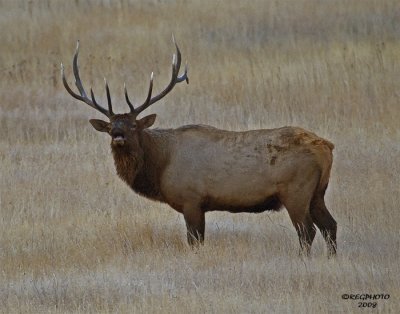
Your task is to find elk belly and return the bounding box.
[201,194,283,213]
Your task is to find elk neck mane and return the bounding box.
[112,128,173,202]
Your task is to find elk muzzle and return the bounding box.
[111,129,126,146]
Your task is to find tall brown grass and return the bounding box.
[0,0,399,312]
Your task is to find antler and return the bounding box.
[62,37,188,118]
[61,41,114,118]
[125,35,189,116]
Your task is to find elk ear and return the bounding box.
[89,119,110,132]
[137,114,157,129]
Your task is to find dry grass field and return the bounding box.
[0,0,399,313]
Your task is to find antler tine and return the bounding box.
[61,41,112,118]
[133,36,189,115]
[72,41,87,98]
[177,62,189,83]
[90,88,101,109]
[124,82,135,112]
[173,36,183,73]
[132,72,154,114]
[172,35,189,83]
[61,62,82,101]
[104,78,114,115]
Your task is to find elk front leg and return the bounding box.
[183,205,205,246]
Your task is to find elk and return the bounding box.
[61,38,337,256]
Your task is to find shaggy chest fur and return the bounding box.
[112,146,164,202]
[112,149,142,187]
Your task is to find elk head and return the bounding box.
[61,37,188,152]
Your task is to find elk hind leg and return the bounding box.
[280,195,316,256]
[280,180,317,256]
[287,208,316,256]
[310,192,337,256]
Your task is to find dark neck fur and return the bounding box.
[111,129,171,202]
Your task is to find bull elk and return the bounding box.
[61,37,337,256]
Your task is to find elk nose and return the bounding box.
[111,128,124,137]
